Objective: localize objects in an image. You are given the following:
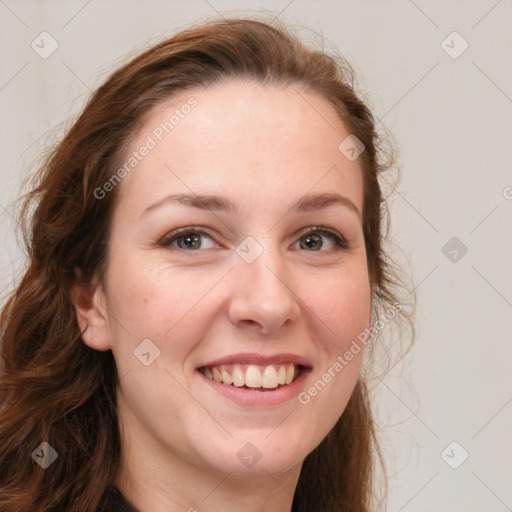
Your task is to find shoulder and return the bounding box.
[96,486,139,512]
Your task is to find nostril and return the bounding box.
[238,319,259,327]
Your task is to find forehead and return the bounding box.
[114,81,364,216]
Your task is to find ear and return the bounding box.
[70,268,112,351]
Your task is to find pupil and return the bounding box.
[302,234,321,251]
[179,234,200,249]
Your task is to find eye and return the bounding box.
[292,226,349,252]
[158,226,349,253]
[158,228,217,251]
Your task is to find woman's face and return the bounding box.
[84,81,371,480]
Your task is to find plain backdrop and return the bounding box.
[1,1,511,511]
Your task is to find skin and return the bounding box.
[73,81,371,512]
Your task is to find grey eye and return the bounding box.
[292,230,341,251]
[162,231,217,250]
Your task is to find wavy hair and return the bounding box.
[0,17,413,511]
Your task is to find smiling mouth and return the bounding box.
[198,363,303,390]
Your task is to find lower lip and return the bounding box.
[198,369,311,407]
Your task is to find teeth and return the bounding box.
[277,366,286,385]
[285,364,294,385]
[201,363,300,389]
[221,365,232,385]
[261,365,279,389]
[245,365,262,388]
[212,367,222,382]
[232,365,245,387]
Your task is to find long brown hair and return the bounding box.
[0,17,412,511]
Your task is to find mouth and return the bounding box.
[196,352,312,405]
[198,363,304,391]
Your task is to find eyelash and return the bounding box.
[157,225,349,252]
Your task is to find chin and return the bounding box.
[196,430,313,478]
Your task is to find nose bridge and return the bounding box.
[228,236,299,332]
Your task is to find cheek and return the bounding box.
[298,263,370,405]
[105,257,229,359]
[305,263,371,349]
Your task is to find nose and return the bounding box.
[227,247,300,335]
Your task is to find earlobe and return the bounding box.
[70,268,112,352]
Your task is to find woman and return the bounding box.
[0,17,411,512]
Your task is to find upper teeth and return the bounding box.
[201,363,298,389]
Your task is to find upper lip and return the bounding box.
[197,352,312,368]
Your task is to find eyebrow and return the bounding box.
[140,191,362,220]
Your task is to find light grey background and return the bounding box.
[1,1,511,510]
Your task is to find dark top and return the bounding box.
[96,487,139,512]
